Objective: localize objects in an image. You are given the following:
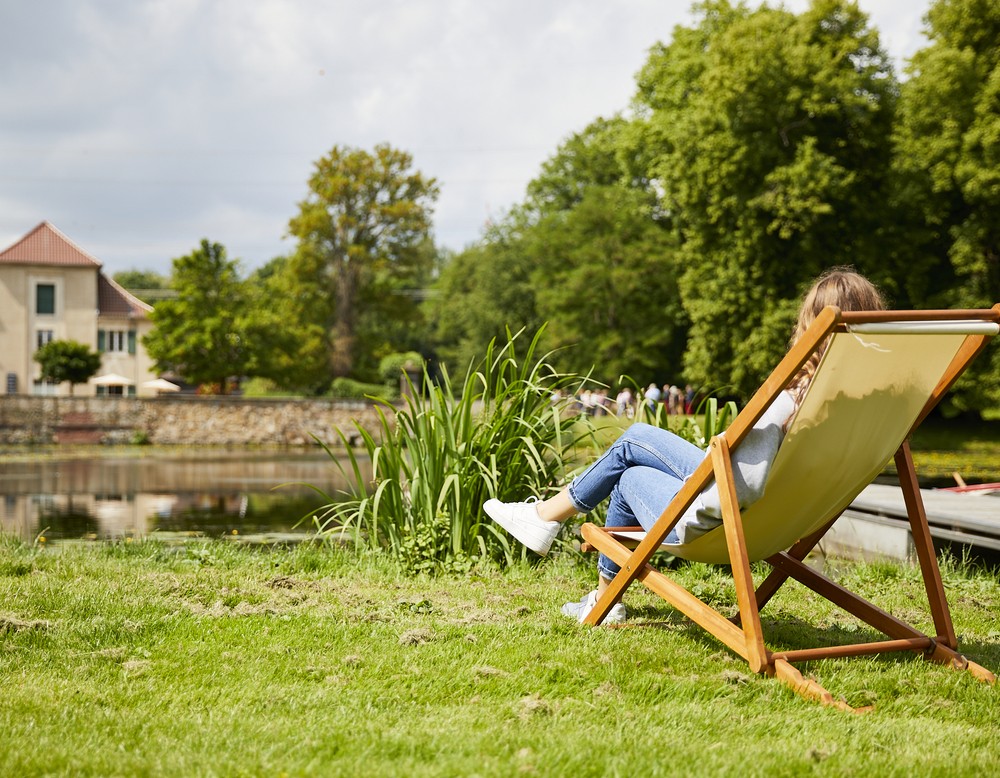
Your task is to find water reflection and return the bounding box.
[0,447,369,542]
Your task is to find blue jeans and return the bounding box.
[567,423,705,580]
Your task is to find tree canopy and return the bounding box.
[143,240,248,393]
[635,0,900,396]
[431,116,686,386]
[287,144,439,381]
[892,0,1000,412]
[34,340,102,395]
[113,269,168,292]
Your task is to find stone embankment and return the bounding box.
[0,396,384,446]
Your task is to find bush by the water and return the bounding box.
[311,329,601,572]
[329,376,399,402]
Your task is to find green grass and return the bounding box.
[897,416,1000,484]
[2,538,999,776]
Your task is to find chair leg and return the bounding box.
[773,659,871,713]
[711,437,768,673]
[732,514,841,627]
[895,440,957,647]
[925,642,997,684]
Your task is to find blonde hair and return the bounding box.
[787,267,887,404]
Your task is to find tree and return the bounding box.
[527,185,684,385]
[241,256,330,393]
[34,340,101,395]
[429,214,542,374]
[112,269,170,305]
[525,117,685,385]
[634,0,900,397]
[431,115,686,386]
[892,0,1000,413]
[287,144,439,380]
[113,269,168,291]
[143,239,248,393]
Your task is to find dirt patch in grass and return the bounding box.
[0,614,50,634]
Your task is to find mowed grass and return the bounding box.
[1,537,999,777]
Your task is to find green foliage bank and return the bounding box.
[133,0,1000,413]
[430,0,1000,412]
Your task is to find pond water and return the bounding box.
[0,446,370,543]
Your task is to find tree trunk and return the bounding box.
[330,260,358,378]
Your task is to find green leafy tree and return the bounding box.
[287,144,439,380]
[525,116,633,212]
[432,116,685,385]
[429,214,542,373]
[112,269,168,291]
[34,340,102,395]
[112,269,170,304]
[240,256,330,393]
[892,0,1000,413]
[636,0,900,397]
[528,187,683,385]
[351,235,439,381]
[143,240,248,393]
[524,116,685,385]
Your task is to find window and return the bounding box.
[36,284,55,315]
[32,378,57,396]
[36,330,54,350]
[106,330,126,353]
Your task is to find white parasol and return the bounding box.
[141,377,181,392]
[92,373,134,386]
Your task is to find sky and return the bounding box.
[0,0,933,277]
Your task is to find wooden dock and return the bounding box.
[822,483,1000,562]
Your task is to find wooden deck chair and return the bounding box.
[579,305,1000,712]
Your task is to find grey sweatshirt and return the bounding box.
[674,390,796,544]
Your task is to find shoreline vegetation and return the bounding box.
[4,407,1000,479]
[2,538,999,775]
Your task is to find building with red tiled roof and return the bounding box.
[0,222,159,396]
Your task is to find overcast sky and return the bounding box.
[0,0,932,277]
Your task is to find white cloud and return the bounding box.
[0,0,932,274]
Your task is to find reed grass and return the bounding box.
[310,330,601,572]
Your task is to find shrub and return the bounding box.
[240,377,305,398]
[378,352,423,385]
[329,377,399,402]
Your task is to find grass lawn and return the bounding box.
[2,538,998,777]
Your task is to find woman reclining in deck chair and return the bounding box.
[484,267,886,624]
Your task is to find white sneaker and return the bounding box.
[483,498,561,555]
[561,590,627,625]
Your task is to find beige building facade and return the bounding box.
[0,221,159,397]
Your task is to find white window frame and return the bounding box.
[32,378,58,396]
[36,329,54,350]
[106,330,127,353]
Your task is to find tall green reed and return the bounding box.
[309,329,599,572]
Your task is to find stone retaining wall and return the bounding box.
[0,395,384,446]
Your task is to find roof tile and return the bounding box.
[0,221,103,267]
[98,273,154,318]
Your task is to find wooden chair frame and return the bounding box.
[579,305,1000,712]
